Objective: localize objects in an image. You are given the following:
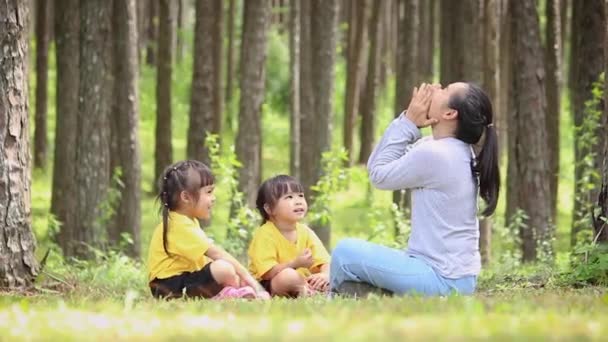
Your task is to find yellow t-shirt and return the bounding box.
[147,211,211,281]
[248,221,331,280]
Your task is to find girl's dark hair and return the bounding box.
[256,175,305,223]
[448,83,500,216]
[157,160,215,255]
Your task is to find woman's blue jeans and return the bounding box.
[330,238,477,296]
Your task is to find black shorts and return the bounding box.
[149,263,222,299]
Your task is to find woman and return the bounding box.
[330,82,500,296]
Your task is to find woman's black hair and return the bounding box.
[157,160,215,255]
[448,83,500,216]
[256,175,305,223]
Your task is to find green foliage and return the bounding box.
[573,73,605,235]
[206,134,259,258]
[308,148,351,226]
[265,29,290,115]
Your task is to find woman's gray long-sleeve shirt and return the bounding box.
[367,115,480,278]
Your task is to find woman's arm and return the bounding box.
[206,245,266,293]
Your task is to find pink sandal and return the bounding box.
[213,286,258,300]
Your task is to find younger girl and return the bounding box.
[147,160,269,299]
[248,175,331,297]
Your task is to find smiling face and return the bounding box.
[266,191,308,224]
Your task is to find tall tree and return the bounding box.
[137,0,147,62]
[545,0,562,225]
[176,0,184,62]
[496,0,510,156]
[52,0,79,257]
[570,0,606,246]
[110,0,141,257]
[358,0,384,164]
[34,0,51,169]
[507,0,552,262]
[225,0,237,109]
[440,0,482,85]
[308,0,339,246]
[480,0,498,266]
[213,0,225,135]
[343,0,369,165]
[74,0,113,258]
[417,0,435,81]
[188,0,216,164]
[0,0,38,288]
[393,0,419,210]
[289,0,301,179]
[299,0,315,193]
[154,0,176,192]
[596,6,608,244]
[146,0,158,66]
[235,0,271,207]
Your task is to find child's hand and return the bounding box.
[292,248,314,269]
[307,273,329,292]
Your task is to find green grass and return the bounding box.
[17,30,605,341]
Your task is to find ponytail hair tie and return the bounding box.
[486,123,494,128]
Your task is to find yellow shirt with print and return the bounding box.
[248,221,331,280]
[147,211,211,281]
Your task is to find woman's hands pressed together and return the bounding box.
[404,83,438,128]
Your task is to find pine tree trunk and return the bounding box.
[496,0,510,158]
[309,0,339,247]
[570,0,606,246]
[188,0,215,165]
[299,0,315,193]
[155,0,175,192]
[225,0,236,109]
[440,0,482,84]
[176,0,184,62]
[358,0,384,165]
[52,0,80,257]
[34,0,50,169]
[508,0,552,262]
[596,8,608,243]
[75,0,113,258]
[417,0,435,81]
[213,0,224,135]
[0,0,38,289]
[137,0,147,63]
[392,0,419,211]
[110,0,141,257]
[545,0,562,225]
[343,0,369,166]
[146,0,158,66]
[235,0,271,207]
[289,0,301,179]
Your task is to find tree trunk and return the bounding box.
[0,0,38,289]
[417,0,435,81]
[596,7,608,243]
[176,0,184,62]
[570,0,606,246]
[545,0,562,225]
[213,0,224,135]
[496,0,510,158]
[225,0,236,109]
[289,0,301,179]
[52,0,80,257]
[155,0,175,192]
[480,0,498,266]
[343,0,369,166]
[75,0,112,258]
[508,0,552,262]
[440,0,482,84]
[358,0,384,164]
[309,0,339,247]
[299,0,315,193]
[235,0,271,207]
[392,0,419,211]
[137,0,147,63]
[34,0,50,169]
[146,0,158,66]
[110,0,141,257]
[188,0,216,165]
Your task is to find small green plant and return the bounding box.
[206,134,259,258]
[308,147,351,226]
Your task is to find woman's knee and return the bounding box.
[333,238,365,261]
[209,259,237,285]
